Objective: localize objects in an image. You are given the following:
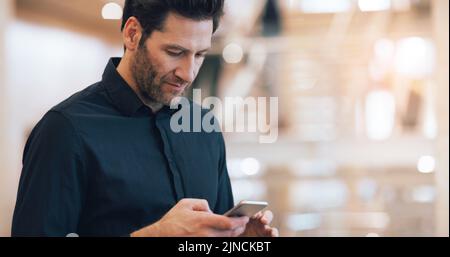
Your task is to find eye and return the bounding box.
[196,53,206,58]
[166,50,183,57]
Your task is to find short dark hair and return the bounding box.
[121,0,225,42]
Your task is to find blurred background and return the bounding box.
[0,0,448,237]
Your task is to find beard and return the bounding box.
[130,44,187,106]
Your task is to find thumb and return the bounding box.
[183,199,212,213]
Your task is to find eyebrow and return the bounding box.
[163,44,211,54]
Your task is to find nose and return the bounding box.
[174,56,196,84]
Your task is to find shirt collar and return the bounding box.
[102,57,181,117]
[102,57,145,116]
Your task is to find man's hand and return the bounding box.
[131,198,249,237]
[240,210,279,237]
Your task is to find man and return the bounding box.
[12,0,278,237]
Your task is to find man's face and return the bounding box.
[131,13,213,106]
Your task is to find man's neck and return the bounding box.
[116,56,164,113]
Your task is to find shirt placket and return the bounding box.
[155,116,185,201]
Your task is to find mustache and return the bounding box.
[160,74,190,87]
[164,79,189,87]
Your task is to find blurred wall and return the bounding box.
[0,0,14,237]
[433,0,449,237]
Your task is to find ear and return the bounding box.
[122,17,144,52]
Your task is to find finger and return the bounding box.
[263,225,272,234]
[197,228,224,237]
[263,225,278,237]
[231,225,246,237]
[186,199,211,212]
[260,210,274,224]
[208,226,243,237]
[229,216,250,229]
[202,213,248,230]
[271,228,279,237]
[252,211,263,219]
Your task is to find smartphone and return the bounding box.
[224,200,268,218]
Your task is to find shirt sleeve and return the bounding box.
[213,132,235,215]
[11,111,87,237]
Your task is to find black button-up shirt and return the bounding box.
[11,58,234,237]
